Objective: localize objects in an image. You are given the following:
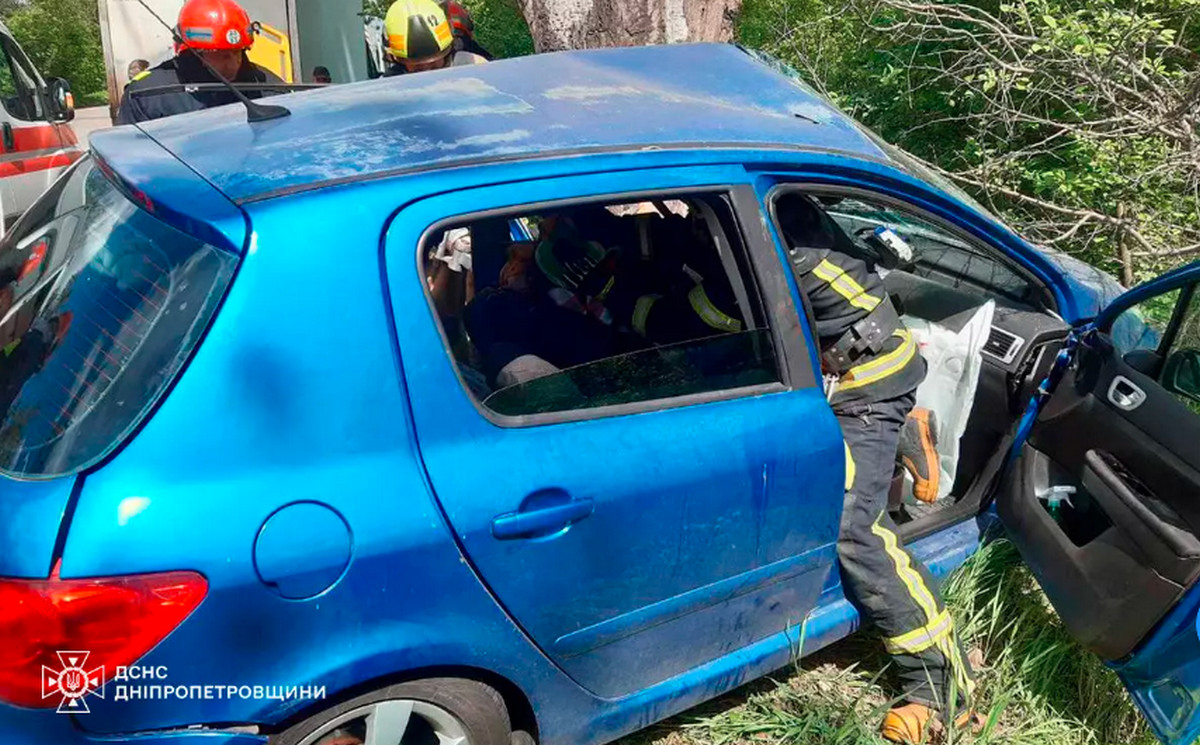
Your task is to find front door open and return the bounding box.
[998,261,1200,744]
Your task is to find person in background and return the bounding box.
[440,1,493,60]
[311,66,332,84]
[117,0,282,124]
[381,0,487,76]
[127,59,150,82]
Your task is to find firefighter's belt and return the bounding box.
[821,298,902,374]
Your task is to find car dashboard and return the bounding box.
[883,267,1070,495]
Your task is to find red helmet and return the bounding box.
[442,0,476,38]
[175,0,254,53]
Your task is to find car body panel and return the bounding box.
[134,44,890,203]
[88,128,248,255]
[0,476,73,577]
[1112,583,1200,745]
[6,41,1188,745]
[58,182,584,735]
[385,164,844,699]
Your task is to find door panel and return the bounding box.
[999,263,1200,744]
[385,167,845,699]
[1001,326,1200,659]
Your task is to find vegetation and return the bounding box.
[4,0,107,106]
[737,0,1200,284]
[364,0,534,59]
[460,0,533,59]
[620,540,1155,745]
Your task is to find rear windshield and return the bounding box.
[0,157,237,478]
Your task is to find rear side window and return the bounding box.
[421,193,780,420]
[0,158,237,477]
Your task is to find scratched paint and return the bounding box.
[110,44,888,202]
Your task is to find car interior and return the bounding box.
[421,188,1079,545]
[773,188,1075,541]
[774,187,1200,668]
[999,282,1200,662]
[422,194,779,420]
[421,186,1200,668]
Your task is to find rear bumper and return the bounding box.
[0,707,266,745]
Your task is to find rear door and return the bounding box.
[386,165,846,700]
[998,261,1200,745]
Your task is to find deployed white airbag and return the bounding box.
[901,301,995,501]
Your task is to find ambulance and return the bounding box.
[0,19,79,226]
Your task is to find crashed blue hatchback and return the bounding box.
[1,42,1199,745]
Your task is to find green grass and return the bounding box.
[619,540,1154,745]
[76,90,107,107]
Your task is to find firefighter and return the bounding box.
[116,0,282,125]
[440,0,493,60]
[381,0,487,76]
[534,213,743,347]
[776,192,979,744]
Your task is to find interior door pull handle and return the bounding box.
[492,498,594,540]
[1108,375,1146,411]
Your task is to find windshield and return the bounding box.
[0,158,237,478]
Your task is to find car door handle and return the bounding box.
[1108,375,1147,411]
[2,123,13,152]
[492,498,594,540]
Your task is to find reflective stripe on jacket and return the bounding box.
[792,248,925,403]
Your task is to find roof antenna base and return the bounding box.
[246,101,291,123]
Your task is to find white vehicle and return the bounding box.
[0,19,79,225]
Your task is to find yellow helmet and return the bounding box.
[384,0,453,62]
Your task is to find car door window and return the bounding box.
[1110,287,1182,357]
[421,193,780,421]
[1109,284,1200,413]
[1160,286,1200,413]
[815,196,1043,308]
[0,35,41,122]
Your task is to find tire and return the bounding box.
[272,678,512,745]
[509,730,536,745]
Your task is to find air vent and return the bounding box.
[982,326,1024,365]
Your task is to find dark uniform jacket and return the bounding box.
[791,247,925,405]
[116,51,282,125]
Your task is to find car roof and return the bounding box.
[105,43,889,204]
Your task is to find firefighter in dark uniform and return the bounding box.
[116,0,282,125]
[776,192,979,744]
[465,210,744,386]
[533,212,743,347]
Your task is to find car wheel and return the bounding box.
[274,678,512,745]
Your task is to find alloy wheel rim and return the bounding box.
[297,698,470,745]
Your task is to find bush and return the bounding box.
[5,0,107,104]
[363,0,534,59]
[461,0,534,59]
[737,0,1200,281]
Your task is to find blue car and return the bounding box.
[1,43,1198,745]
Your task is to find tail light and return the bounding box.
[0,566,206,707]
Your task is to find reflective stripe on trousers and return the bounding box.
[836,391,976,708]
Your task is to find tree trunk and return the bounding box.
[517,0,741,52]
